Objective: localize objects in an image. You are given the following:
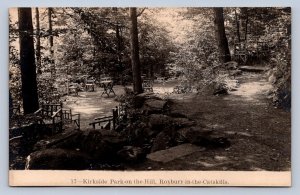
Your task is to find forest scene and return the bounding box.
[9,7,291,171]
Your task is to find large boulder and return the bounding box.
[147,143,205,163]
[133,92,158,108]
[33,130,81,151]
[26,130,129,170]
[117,146,146,163]
[176,127,230,148]
[25,148,91,170]
[198,81,228,96]
[151,131,173,152]
[148,114,172,130]
[142,99,168,114]
[79,130,127,160]
[172,117,196,129]
[168,100,189,118]
[177,127,213,145]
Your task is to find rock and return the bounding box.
[207,137,231,149]
[176,127,230,148]
[144,98,166,109]
[230,69,242,77]
[133,92,159,108]
[117,146,146,163]
[33,130,81,151]
[172,117,196,129]
[168,112,187,118]
[143,127,157,138]
[151,131,173,152]
[224,131,252,137]
[214,155,229,161]
[177,127,213,144]
[224,61,238,70]
[213,83,228,95]
[10,123,52,142]
[142,99,167,114]
[199,82,228,96]
[79,130,126,160]
[168,100,189,118]
[147,143,205,163]
[148,114,172,130]
[137,122,147,129]
[133,94,147,108]
[25,148,91,170]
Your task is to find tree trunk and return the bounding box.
[48,8,55,77]
[18,8,39,114]
[213,8,231,63]
[243,8,249,42]
[116,24,122,64]
[113,7,123,65]
[35,8,41,74]
[234,8,241,43]
[129,8,143,94]
[150,63,154,79]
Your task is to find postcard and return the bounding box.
[9,7,291,186]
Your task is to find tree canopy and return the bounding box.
[9,7,291,109]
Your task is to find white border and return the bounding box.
[9,171,291,187]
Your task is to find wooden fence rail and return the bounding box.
[89,104,127,131]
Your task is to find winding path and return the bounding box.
[134,72,291,171]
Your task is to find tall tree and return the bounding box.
[48,8,55,77]
[129,8,143,94]
[242,8,249,42]
[234,8,241,43]
[213,8,231,63]
[18,8,39,114]
[35,8,41,73]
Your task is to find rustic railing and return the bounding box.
[89,103,127,131]
[62,109,81,130]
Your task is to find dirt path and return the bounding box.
[132,72,291,171]
[62,80,180,130]
[62,86,125,130]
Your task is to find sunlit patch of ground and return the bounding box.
[228,73,272,101]
[153,80,178,94]
[62,86,126,129]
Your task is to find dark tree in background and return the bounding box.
[213,8,231,63]
[35,8,41,73]
[129,7,143,94]
[18,8,39,114]
[234,8,241,44]
[48,8,55,77]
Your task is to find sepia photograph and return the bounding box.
[8,7,291,186]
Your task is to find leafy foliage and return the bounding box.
[9,7,291,110]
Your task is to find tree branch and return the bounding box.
[136,8,146,17]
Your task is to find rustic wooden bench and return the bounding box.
[34,103,63,134]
